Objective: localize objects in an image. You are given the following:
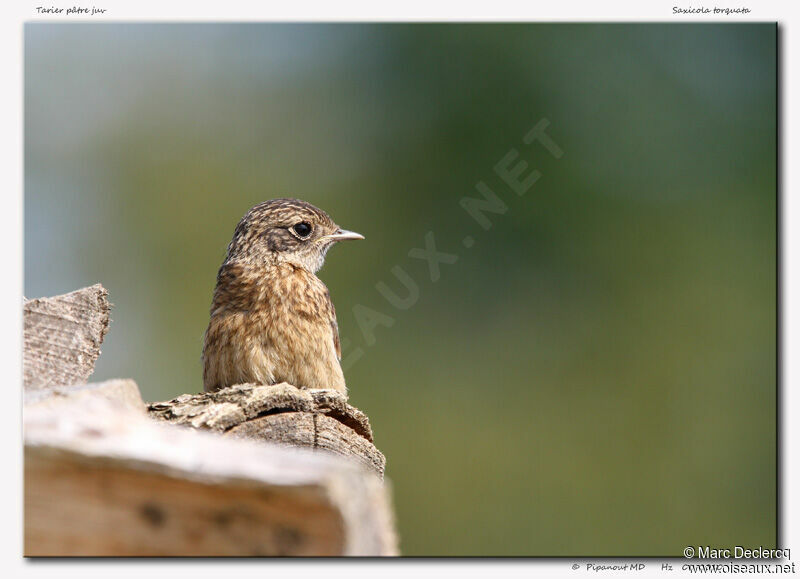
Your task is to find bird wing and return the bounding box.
[327,291,342,360]
[290,268,342,361]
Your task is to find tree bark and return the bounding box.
[149,383,386,477]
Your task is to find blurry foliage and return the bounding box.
[25,23,776,555]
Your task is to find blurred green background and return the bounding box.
[24,23,776,556]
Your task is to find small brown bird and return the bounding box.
[202,198,363,395]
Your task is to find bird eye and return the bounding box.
[292,222,313,238]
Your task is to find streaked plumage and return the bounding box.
[202,198,363,395]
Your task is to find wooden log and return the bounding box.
[148,384,386,477]
[24,380,398,556]
[23,284,110,391]
[22,288,397,555]
[24,378,145,413]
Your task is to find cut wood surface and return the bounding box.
[24,380,398,556]
[149,384,386,477]
[23,284,110,391]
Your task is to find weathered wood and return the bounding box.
[22,287,397,556]
[23,284,110,390]
[24,381,398,556]
[24,378,145,413]
[149,383,386,477]
[227,413,386,475]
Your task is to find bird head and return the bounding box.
[224,198,364,273]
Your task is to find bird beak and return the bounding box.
[326,228,365,242]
